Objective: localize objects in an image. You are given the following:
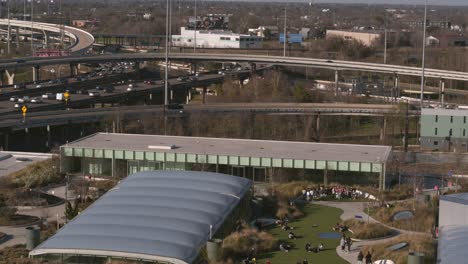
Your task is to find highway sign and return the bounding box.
[21,105,27,113]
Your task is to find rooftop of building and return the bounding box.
[63,133,391,164]
[30,170,252,264]
[440,193,468,205]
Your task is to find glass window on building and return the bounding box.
[449,128,453,136]
[434,141,438,146]
[465,116,466,123]
[450,116,453,123]
[435,128,438,135]
[435,115,438,122]
[464,129,466,137]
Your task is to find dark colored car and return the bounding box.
[167,103,184,110]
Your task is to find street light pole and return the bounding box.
[420,0,428,109]
[383,29,387,64]
[283,7,286,57]
[30,0,34,56]
[164,0,169,106]
[193,0,197,52]
[7,0,10,54]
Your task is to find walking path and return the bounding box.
[314,201,429,264]
[0,185,76,249]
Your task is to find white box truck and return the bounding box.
[56,93,64,101]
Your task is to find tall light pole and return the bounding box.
[283,7,286,57]
[164,0,169,106]
[30,0,34,56]
[383,29,387,64]
[193,0,197,52]
[7,0,10,54]
[420,0,428,109]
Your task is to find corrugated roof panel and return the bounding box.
[30,170,252,264]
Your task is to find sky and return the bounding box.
[216,0,468,6]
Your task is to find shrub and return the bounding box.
[368,201,435,232]
[221,228,278,260]
[361,234,435,264]
[343,219,393,240]
[8,158,64,189]
[276,201,304,220]
[272,181,310,200]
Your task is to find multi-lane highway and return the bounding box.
[0,19,94,54]
[1,53,468,82]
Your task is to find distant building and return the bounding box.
[279,33,302,44]
[187,14,230,30]
[420,108,468,151]
[172,27,262,49]
[143,13,152,20]
[72,19,99,28]
[248,26,279,39]
[300,28,311,40]
[426,35,440,46]
[326,30,381,46]
[405,20,452,29]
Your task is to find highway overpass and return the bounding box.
[0,103,418,131]
[0,19,94,55]
[1,53,468,82]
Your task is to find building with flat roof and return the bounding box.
[420,108,468,151]
[326,30,381,47]
[30,170,252,264]
[60,133,392,189]
[171,27,262,49]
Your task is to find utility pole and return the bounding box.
[7,0,10,54]
[193,0,197,52]
[168,0,172,50]
[404,100,409,153]
[30,0,34,56]
[164,0,169,106]
[383,29,387,64]
[420,0,428,109]
[283,7,286,57]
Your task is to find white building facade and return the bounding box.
[172,27,263,49]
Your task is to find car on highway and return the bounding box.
[76,89,88,95]
[167,103,184,110]
[103,86,115,93]
[9,96,18,102]
[88,91,101,97]
[128,83,137,88]
[14,103,20,108]
[18,96,30,103]
[35,84,43,88]
[31,97,42,104]
[177,76,188,81]
[95,85,103,90]
[13,83,26,89]
[126,87,134,91]
[42,93,55,99]
[326,60,333,63]
[189,76,198,81]
[144,80,156,85]
[16,59,25,63]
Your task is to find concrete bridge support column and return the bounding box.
[379,116,387,144]
[2,133,8,151]
[393,74,399,102]
[43,30,48,46]
[135,61,141,79]
[202,86,207,104]
[5,70,15,85]
[439,79,445,106]
[32,65,40,83]
[316,113,321,142]
[15,27,19,49]
[170,89,174,101]
[334,70,339,96]
[69,63,78,77]
[46,125,51,148]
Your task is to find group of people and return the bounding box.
[357,251,373,264]
[305,242,324,253]
[333,222,349,232]
[301,185,364,201]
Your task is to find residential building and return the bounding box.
[171,27,262,49]
[71,20,99,28]
[420,108,468,151]
[326,30,381,46]
[248,26,279,39]
[405,20,452,29]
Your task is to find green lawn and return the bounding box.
[257,204,347,264]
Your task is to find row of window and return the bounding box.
[435,115,467,123]
[435,128,466,137]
